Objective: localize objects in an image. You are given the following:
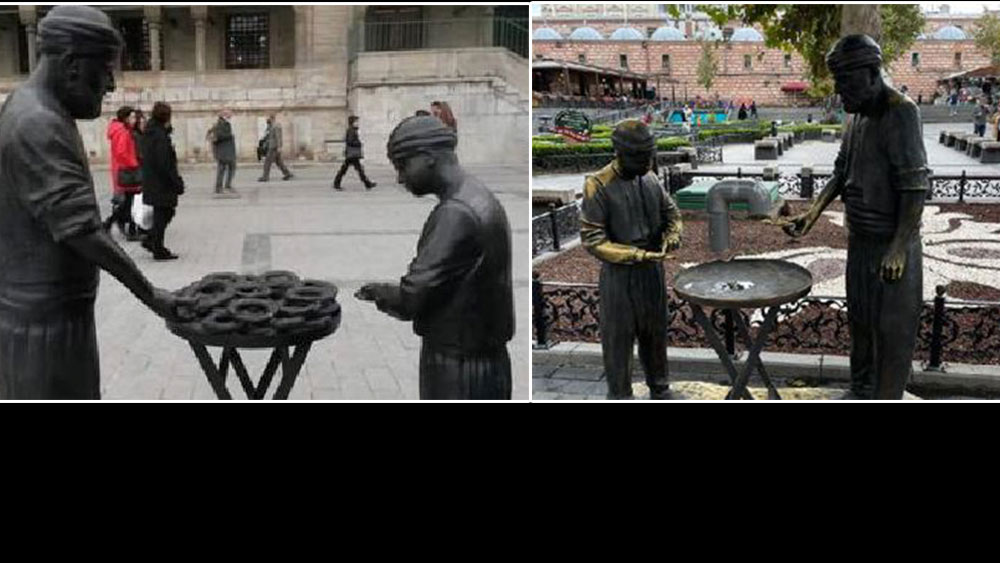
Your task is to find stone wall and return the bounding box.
[535,37,994,106]
[0,5,527,165]
[534,39,811,105]
[349,47,528,166]
[887,40,993,103]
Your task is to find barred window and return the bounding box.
[955,52,962,68]
[226,13,270,69]
[662,53,671,74]
[365,6,424,51]
[620,54,628,69]
[912,52,920,67]
[744,53,752,70]
[117,17,151,71]
[578,53,586,63]
[784,53,792,68]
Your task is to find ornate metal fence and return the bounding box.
[928,172,1000,201]
[533,278,1000,366]
[532,202,581,257]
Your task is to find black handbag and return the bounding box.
[345,144,363,160]
[117,167,142,187]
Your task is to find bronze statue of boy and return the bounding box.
[356,116,514,400]
[579,120,683,400]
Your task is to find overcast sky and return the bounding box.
[531,3,1000,17]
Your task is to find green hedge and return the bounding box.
[693,122,842,141]
[696,127,768,141]
[532,136,690,157]
[777,123,841,135]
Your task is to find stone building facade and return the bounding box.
[0,5,529,166]
[533,4,995,106]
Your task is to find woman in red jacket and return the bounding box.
[103,105,143,241]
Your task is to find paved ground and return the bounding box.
[533,364,988,401]
[90,160,529,400]
[533,121,998,193]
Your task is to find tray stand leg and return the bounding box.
[273,343,312,400]
[189,342,234,400]
[728,307,779,401]
[732,310,783,400]
[251,348,285,400]
[227,348,268,400]
[689,304,753,400]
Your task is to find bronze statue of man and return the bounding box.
[580,120,683,400]
[0,5,176,399]
[775,35,928,400]
[356,116,514,400]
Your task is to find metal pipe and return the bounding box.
[706,179,773,253]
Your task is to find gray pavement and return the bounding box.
[533,363,989,401]
[90,160,529,400]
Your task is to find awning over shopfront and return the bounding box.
[781,81,809,92]
[939,65,1000,83]
[532,57,653,100]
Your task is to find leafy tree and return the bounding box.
[973,12,1000,65]
[696,41,719,93]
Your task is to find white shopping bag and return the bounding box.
[131,192,154,230]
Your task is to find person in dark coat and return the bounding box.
[357,116,514,400]
[579,120,683,400]
[211,108,237,196]
[140,101,185,261]
[258,113,293,182]
[738,103,748,120]
[750,100,758,119]
[0,5,176,399]
[332,115,376,191]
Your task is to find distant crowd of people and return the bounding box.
[102,100,460,260]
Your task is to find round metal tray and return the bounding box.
[673,259,813,309]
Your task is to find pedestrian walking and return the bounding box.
[332,115,376,191]
[140,101,185,261]
[258,113,294,182]
[209,108,238,196]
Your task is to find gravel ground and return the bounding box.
[536,201,1000,301]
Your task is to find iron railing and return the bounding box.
[532,278,1000,367]
[361,17,527,58]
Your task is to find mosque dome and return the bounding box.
[610,27,645,41]
[569,27,604,41]
[731,27,764,42]
[533,27,563,41]
[651,26,687,41]
[933,25,967,40]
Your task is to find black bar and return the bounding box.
[724,309,735,356]
[533,272,550,349]
[800,172,814,199]
[928,285,946,371]
[548,202,561,252]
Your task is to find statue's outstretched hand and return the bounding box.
[766,212,815,238]
[149,287,179,322]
